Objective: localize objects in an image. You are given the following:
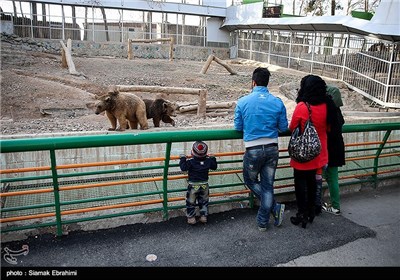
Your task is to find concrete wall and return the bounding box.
[0,34,230,61]
[207,18,230,43]
[0,20,13,35]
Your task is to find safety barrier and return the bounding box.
[1,122,399,237]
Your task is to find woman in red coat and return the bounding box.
[289,75,339,228]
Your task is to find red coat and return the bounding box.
[289,102,328,170]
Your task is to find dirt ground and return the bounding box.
[0,38,379,136]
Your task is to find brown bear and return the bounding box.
[143,98,178,127]
[95,88,149,131]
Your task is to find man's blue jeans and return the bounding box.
[243,145,279,228]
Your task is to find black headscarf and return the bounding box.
[296,74,339,130]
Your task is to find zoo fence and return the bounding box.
[233,29,400,108]
[1,122,400,237]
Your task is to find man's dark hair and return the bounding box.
[252,67,271,87]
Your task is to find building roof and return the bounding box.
[221,0,400,42]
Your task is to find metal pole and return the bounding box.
[121,9,124,43]
[288,31,292,69]
[384,44,395,104]
[61,4,65,41]
[92,7,95,41]
[50,149,63,236]
[236,30,239,58]
[373,130,392,188]
[311,32,316,73]
[250,31,253,61]
[30,2,34,38]
[48,4,51,39]
[268,29,272,64]
[162,142,172,220]
[341,34,350,81]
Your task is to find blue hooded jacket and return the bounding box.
[234,86,288,142]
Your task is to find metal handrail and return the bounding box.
[1,122,399,236]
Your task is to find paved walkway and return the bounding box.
[1,184,399,277]
[278,184,400,267]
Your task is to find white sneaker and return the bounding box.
[258,226,267,232]
[322,205,341,215]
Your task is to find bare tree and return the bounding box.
[346,0,355,14]
[12,1,17,22]
[118,9,122,42]
[296,0,306,16]
[71,5,80,40]
[367,0,381,12]
[146,11,152,40]
[31,1,38,37]
[100,7,109,41]
[41,3,47,38]
[304,0,326,16]
[304,0,344,16]
[19,1,24,17]
[346,0,381,14]
[84,7,88,40]
[72,5,77,27]
[84,1,109,41]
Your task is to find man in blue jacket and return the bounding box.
[234,67,288,231]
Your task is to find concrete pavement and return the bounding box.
[278,184,400,266]
[1,184,399,277]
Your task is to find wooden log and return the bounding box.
[61,48,67,68]
[169,37,174,61]
[206,112,229,117]
[59,39,82,76]
[67,38,72,51]
[178,101,235,113]
[197,89,207,117]
[206,101,236,109]
[213,56,237,75]
[129,38,172,43]
[178,105,199,113]
[200,54,237,75]
[127,39,133,60]
[200,54,214,74]
[116,85,203,95]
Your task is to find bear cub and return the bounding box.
[143,98,178,127]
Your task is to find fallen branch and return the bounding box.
[200,54,237,75]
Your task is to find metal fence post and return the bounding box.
[50,149,63,236]
[162,142,172,220]
[373,130,392,188]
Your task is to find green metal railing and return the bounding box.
[1,122,399,236]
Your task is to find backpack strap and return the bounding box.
[305,102,312,119]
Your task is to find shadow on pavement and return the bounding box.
[1,203,376,268]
